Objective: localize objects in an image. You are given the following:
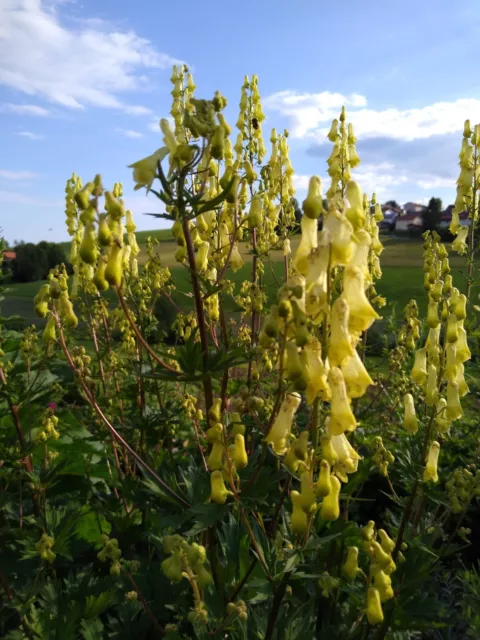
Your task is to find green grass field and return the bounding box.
[3,232,475,326]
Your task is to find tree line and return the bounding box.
[2,241,67,283]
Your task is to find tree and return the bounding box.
[423,197,443,231]
[11,242,66,282]
[384,200,400,210]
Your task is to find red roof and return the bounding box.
[3,251,16,260]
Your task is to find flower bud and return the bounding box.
[424,441,440,483]
[446,381,463,420]
[320,435,338,466]
[105,244,123,287]
[328,367,356,435]
[210,470,233,504]
[290,490,308,535]
[299,471,317,514]
[320,474,341,521]
[366,587,384,625]
[265,393,301,455]
[233,434,248,470]
[315,460,332,497]
[403,394,418,434]
[426,363,438,407]
[342,546,359,579]
[302,176,324,219]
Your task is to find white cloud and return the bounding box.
[15,131,45,140]
[1,103,50,116]
[0,169,39,180]
[292,175,311,190]
[265,90,480,142]
[117,128,144,138]
[0,0,182,111]
[123,105,153,116]
[0,190,59,205]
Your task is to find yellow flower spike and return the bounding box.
[320,474,341,521]
[293,216,319,275]
[320,435,338,466]
[128,149,166,191]
[426,363,438,407]
[233,434,248,471]
[328,298,354,367]
[403,393,418,434]
[456,363,469,397]
[463,119,472,138]
[327,119,339,142]
[426,300,440,329]
[210,470,233,504]
[290,491,308,535]
[373,570,394,602]
[452,226,469,254]
[424,441,440,483]
[378,530,395,554]
[345,181,366,230]
[342,547,359,580]
[299,471,317,514]
[366,587,384,625]
[327,367,356,435]
[446,381,463,420]
[341,349,374,399]
[304,338,331,404]
[315,460,332,497]
[444,343,458,382]
[207,441,225,471]
[265,393,301,455]
[324,208,354,267]
[302,176,324,219]
[435,398,450,434]
[342,266,380,333]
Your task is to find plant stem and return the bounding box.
[265,574,290,640]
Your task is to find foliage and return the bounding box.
[423,197,443,232]
[1,69,480,639]
[10,241,67,283]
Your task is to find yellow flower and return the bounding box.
[403,394,418,434]
[435,398,450,434]
[446,381,463,420]
[320,435,338,466]
[427,300,440,328]
[349,229,372,280]
[456,321,471,363]
[423,441,440,483]
[452,226,468,255]
[304,338,331,404]
[328,298,354,367]
[299,471,317,514]
[410,348,427,385]
[345,181,366,230]
[293,215,318,274]
[264,393,301,455]
[323,209,354,267]
[320,474,341,520]
[327,368,356,435]
[330,432,361,480]
[210,470,233,504]
[366,587,384,625]
[285,342,309,391]
[341,349,374,399]
[290,490,308,535]
[302,176,324,219]
[444,343,458,382]
[456,363,469,397]
[342,266,380,333]
[426,363,438,407]
[315,460,332,497]
[129,148,167,191]
[233,434,248,470]
[207,442,224,471]
[373,569,394,602]
[342,546,359,579]
[378,529,395,554]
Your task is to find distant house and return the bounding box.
[394,202,427,233]
[3,251,16,261]
[403,202,428,215]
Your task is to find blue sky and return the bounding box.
[1,0,480,244]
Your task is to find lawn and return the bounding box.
[3,232,475,326]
